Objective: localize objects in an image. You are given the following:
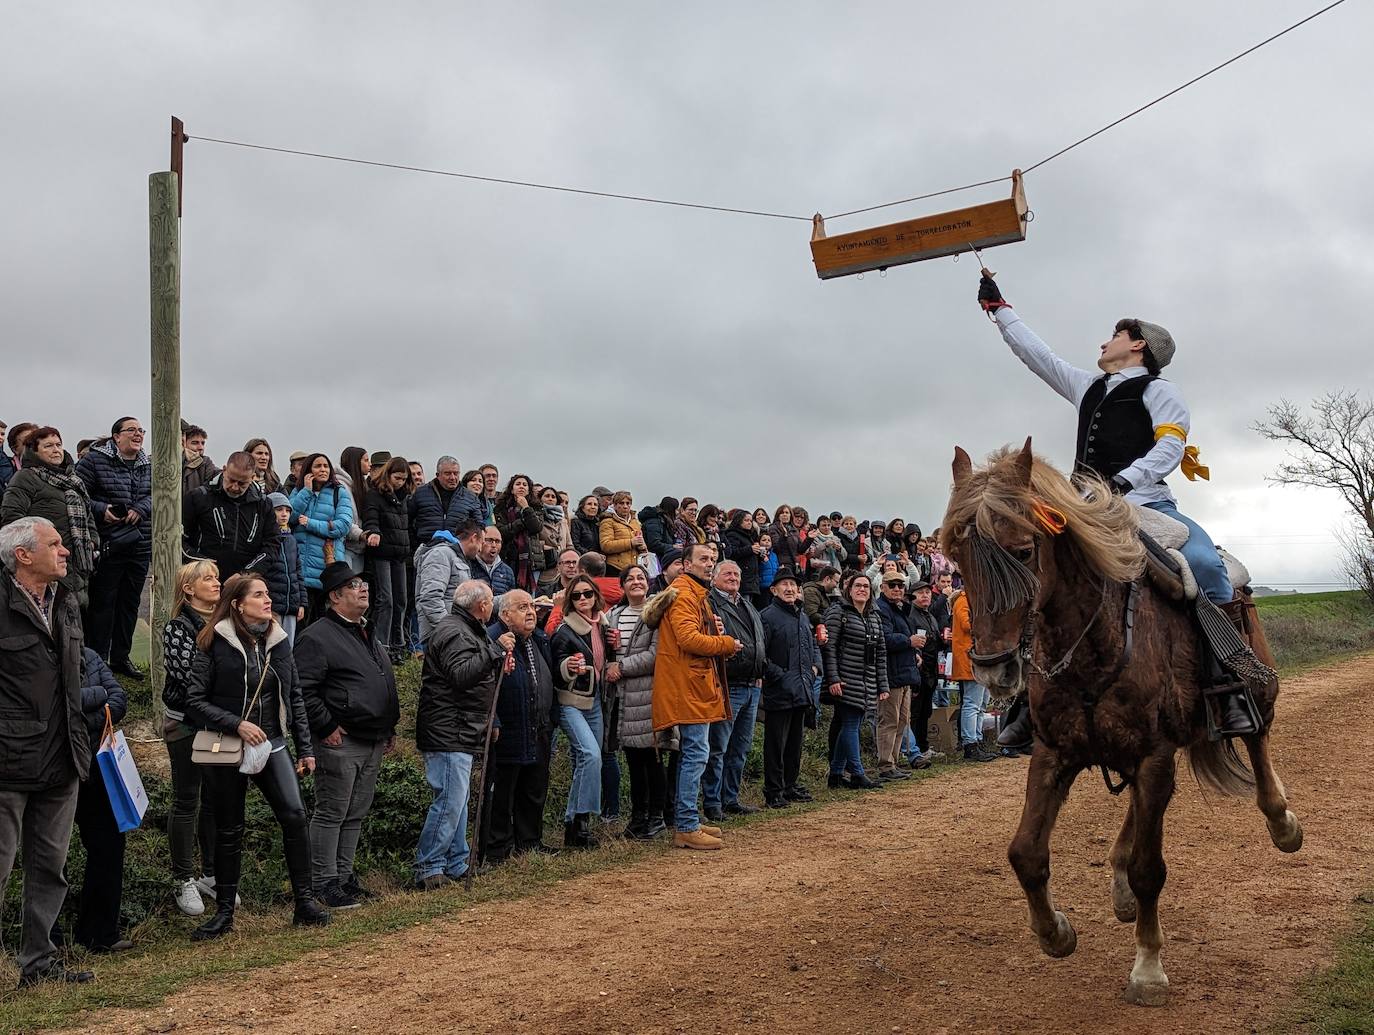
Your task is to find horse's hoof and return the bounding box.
[1037,912,1077,958]
[1112,871,1138,923]
[1269,811,1303,853]
[1123,978,1170,1007]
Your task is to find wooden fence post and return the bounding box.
[148,170,181,717]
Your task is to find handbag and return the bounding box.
[191,654,271,766]
[96,706,149,832]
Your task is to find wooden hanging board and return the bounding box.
[810,170,1028,280]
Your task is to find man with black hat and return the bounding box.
[294,562,400,909]
[759,568,817,808]
[978,275,1255,741]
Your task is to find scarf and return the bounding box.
[30,456,97,576]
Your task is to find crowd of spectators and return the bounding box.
[0,415,1002,989]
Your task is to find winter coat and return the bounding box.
[709,588,766,685]
[835,528,863,572]
[416,541,473,644]
[184,619,313,757]
[535,508,571,569]
[161,607,209,720]
[950,591,974,682]
[930,592,952,635]
[76,440,152,558]
[182,476,282,584]
[79,647,127,751]
[289,481,354,590]
[820,601,889,713]
[361,485,411,561]
[908,603,943,691]
[673,517,705,548]
[486,620,556,767]
[758,550,779,591]
[877,595,921,689]
[599,512,642,574]
[769,521,802,573]
[801,581,835,628]
[864,556,920,591]
[294,610,400,743]
[650,574,736,731]
[570,513,601,555]
[472,554,517,597]
[0,448,13,494]
[0,449,98,595]
[416,606,505,754]
[723,526,762,596]
[550,610,616,715]
[807,531,846,572]
[608,592,674,750]
[0,576,89,789]
[410,481,484,543]
[182,455,219,497]
[760,598,818,711]
[496,503,544,583]
[268,526,306,618]
[638,506,676,559]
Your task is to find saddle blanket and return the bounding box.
[1133,504,1250,601]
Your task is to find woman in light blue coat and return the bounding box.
[290,452,354,620]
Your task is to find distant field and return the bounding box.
[1254,590,1374,676]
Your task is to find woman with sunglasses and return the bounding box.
[550,574,617,848]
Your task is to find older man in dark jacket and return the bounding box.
[76,418,152,676]
[182,453,285,587]
[704,560,766,820]
[0,516,94,988]
[409,457,484,545]
[413,579,511,888]
[482,589,556,863]
[295,562,400,908]
[876,573,923,779]
[759,568,817,808]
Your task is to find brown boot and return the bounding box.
[698,824,722,838]
[673,829,723,851]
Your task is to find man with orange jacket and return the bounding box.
[652,542,741,850]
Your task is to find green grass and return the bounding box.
[1274,895,1374,1034]
[1254,590,1374,677]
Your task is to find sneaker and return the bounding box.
[963,744,999,763]
[195,875,242,908]
[341,876,378,901]
[174,878,205,916]
[318,884,362,910]
[909,754,932,771]
[673,829,723,851]
[878,768,912,781]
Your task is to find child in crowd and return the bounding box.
[268,492,306,645]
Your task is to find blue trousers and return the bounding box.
[704,685,760,810]
[558,700,603,821]
[1143,501,1232,604]
[415,751,473,880]
[674,723,712,832]
[829,705,865,778]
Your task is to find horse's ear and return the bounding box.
[1014,436,1034,486]
[952,446,973,487]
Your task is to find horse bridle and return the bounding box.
[969,576,1116,680]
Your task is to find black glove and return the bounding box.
[977,274,1007,312]
[1110,474,1133,495]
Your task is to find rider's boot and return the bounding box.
[996,692,1033,748]
[1203,599,1260,737]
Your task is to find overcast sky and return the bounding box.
[4,1,1370,588]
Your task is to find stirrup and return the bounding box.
[1202,682,1261,741]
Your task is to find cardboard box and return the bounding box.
[927,705,962,756]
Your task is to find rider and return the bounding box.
[975,273,1256,743]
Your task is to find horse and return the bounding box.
[940,438,1303,1007]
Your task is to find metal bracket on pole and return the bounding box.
[171,116,187,216]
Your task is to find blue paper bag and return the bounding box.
[97,708,148,832]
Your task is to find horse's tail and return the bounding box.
[1186,738,1255,797]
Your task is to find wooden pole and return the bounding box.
[148,171,181,715]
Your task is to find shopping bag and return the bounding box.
[637,552,662,578]
[96,706,149,832]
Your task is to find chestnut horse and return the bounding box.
[941,439,1302,1007]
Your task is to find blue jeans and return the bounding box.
[902,727,920,763]
[674,722,712,831]
[415,751,473,880]
[829,705,865,778]
[1144,501,1232,604]
[600,751,621,819]
[958,680,988,747]
[704,685,760,810]
[932,683,951,708]
[558,700,603,821]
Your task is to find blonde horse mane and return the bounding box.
[941,444,1146,586]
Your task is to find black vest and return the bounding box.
[1075,374,1160,483]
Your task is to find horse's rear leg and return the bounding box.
[1242,731,1303,852]
[1008,745,1077,958]
[1109,793,1137,922]
[1124,750,1175,1007]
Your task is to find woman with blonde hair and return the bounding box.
[161,559,223,917]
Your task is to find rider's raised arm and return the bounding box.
[1116,380,1190,493]
[991,307,1097,407]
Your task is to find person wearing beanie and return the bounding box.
[267,491,306,645]
[976,273,1254,740]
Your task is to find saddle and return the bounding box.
[1135,505,1250,603]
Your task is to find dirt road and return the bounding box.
[71,655,1374,1034]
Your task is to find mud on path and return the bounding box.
[72,656,1374,1035]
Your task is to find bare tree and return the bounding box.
[1255,391,1374,603]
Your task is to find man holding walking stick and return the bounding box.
[413,580,512,890]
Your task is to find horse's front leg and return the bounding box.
[1109,792,1137,922]
[1242,731,1303,853]
[1123,748,1176,1007]
[1008,743,1078,958]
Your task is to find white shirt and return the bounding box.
[993,307,1187,506]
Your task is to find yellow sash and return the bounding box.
[1154,424,1210,481]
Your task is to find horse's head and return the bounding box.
[940,438,1054,693]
